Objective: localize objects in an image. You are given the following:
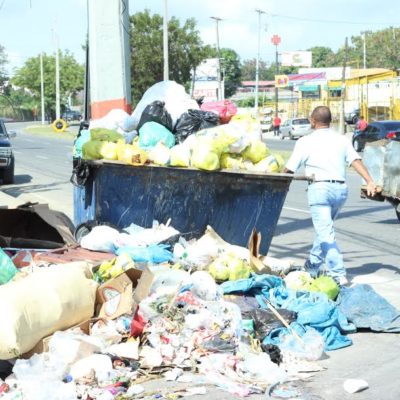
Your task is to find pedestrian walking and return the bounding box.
[273,115,281,136]
[283,106,377,286]
[356,115,368,132]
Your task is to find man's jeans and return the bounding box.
[306,182,348,281]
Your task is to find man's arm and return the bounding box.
[351,159,377,196]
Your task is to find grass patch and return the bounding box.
[23,124,77,139]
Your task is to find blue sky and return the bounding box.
[1,0,399,75]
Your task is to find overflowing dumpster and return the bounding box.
[362,140,400,221]
[74,161,294,253]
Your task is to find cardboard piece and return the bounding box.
[95,267,154,320]
[248,229,271,274]
[33,245,115,264]
[0,202,76,249]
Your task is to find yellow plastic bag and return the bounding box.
[253,155,279,173]
[148,142,171,166]
[241,140,270,163]
[170,144,191,167]
[208,253,251,282]
[196,128,237,156]
[220,153,244,170]
[100,141,118,160]
[191,145,220,171]
[95,253,135,283]
[117,142,148,165]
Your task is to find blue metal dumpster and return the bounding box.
[74,161,294,253]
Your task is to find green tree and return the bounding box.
[351,28,400,70]
[241,58,270,80]
[308,46,336,67]
[11,51,84,119]
[0,44,8,88]
[130,10,211,104]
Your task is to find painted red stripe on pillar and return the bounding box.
[91,98,132,119]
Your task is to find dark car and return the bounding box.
[352,121,400,152]
[0,119,16,184]
[345,108,360,125]
[62,110,82,122]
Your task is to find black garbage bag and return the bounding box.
[251,308,297,340]
[137,100,173,132]
[261,344,282,365]
[174,109,219,143]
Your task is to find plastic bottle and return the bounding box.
[0,249,18,285]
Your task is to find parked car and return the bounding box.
[345,108,360,125]
[0,119,16,184]
[352,120,400,152]
[62,110,82,122]
[261,115,273,132]
[279,118,312,140]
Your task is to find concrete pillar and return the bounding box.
[88,0,131,119]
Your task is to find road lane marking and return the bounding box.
[13,150,22,154]
[282,206,310,214]
[35,155,49,160]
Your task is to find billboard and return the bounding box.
[281,51,312,67]
[195,58,219,81]
[275,75,289,88]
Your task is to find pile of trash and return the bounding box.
[73,81,284,173]
[1,208,400,400]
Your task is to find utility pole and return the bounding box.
[40,53,45,125]
[255,9,266,115]
[339,37,349,135]
[163,0,169,81]
[52,28,61,120]
[363,32,366,70]
[271,34,281,118]
[211,16,222,101]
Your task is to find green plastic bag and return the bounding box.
[90,128,124,142]
[82,140,103,160]
[309,276,339,300]
[0,248,17,285]
[138,122,175,150]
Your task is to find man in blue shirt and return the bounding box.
[284,106,377,286]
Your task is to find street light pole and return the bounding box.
[163,0,169,81]
[211,16,222,101]
[255,9,266,115]
[274,43,279,117]
[339,37,349,135]
[271,34,281,118]
[40,53,45,125]
[55,44,60,120]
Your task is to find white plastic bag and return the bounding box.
[126,81,199,130]
[80,225,120,252]
[89,109,131,131]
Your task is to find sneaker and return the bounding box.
[303,260,320,278]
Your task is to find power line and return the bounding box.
[270,13,398,26]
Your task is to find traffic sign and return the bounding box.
[271,34,281,46]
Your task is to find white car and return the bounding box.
[279,118,312,140]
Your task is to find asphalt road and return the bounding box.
[1,124,399,399]
[2,121,75,216]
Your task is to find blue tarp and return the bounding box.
[337,284,400,332]
[221,274,355,351]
